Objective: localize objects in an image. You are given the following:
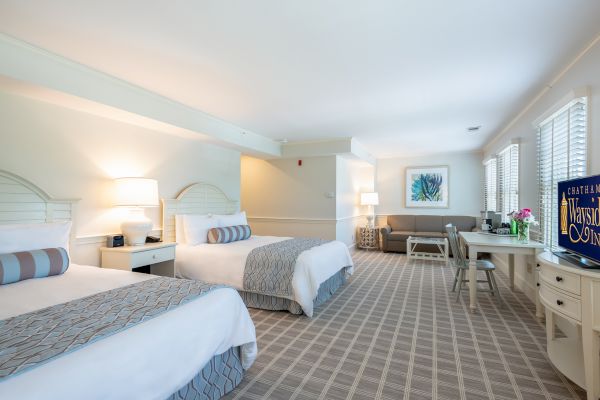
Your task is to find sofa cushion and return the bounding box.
[388,231,414,241]
[443,216,476,232]
[415,215,444,233]
[412,231,445,238]
[388,215,415,232]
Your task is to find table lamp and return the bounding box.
[361,192,379,228]
[114,177,159,246]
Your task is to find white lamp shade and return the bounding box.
[114,178,159,207]
[360,192,379,206]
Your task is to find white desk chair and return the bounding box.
[446,225,501,304]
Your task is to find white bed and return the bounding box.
[163,183,354,317]
[176,235,353,317]
[0,170,257,400]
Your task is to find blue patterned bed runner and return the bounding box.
[243,238,328,299]
[0,277,226,381]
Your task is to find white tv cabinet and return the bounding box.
[537,252,600,400]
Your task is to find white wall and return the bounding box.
[376,151,483,225]
[0,90,241,266]
[241,155,337,240]
[335,156,374,246]
[240,155,375,246]
[482,37,600,302]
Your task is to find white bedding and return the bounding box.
[175,235,354,317]
[0,264,257,400]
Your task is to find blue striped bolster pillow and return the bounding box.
[207,225,251,244]
[0,247,69,285]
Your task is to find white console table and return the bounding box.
[537,252,600,400]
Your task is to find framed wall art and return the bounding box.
[405,165,449,208]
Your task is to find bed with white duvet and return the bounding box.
[164,183,354,317]
[176,235,354,317]
[0,263,257,400]
[0,171,256,400]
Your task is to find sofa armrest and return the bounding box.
[380,225,392,237]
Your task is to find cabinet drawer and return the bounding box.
[540,263,580,295]
[539,283,581,322]
[130,246,175,268]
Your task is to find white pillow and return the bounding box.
[0,221,72,254]
[217,211,247,228]
[183,214,219,245]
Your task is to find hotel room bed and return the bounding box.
[0,265,257,400]
[176,235,353,317]
[0,170,257,400]
[163,183,354,317]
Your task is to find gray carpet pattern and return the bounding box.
[224,250,586,400]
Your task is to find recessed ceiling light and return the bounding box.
[467,125,482,133]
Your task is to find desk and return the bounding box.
[537,251,600,400]
[459,232,545,314]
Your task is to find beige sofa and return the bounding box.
[380,215,477,254]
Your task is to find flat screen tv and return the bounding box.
[558,174,600,266]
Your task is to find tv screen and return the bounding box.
[558,174,600,265]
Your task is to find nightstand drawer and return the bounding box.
[540,263,580,295]
[130,246,175,268]
[540,283,581,322]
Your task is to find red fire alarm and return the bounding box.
[298,160,302,166]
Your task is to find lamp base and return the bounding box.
[366,215,374,228]
[121,209,152,246]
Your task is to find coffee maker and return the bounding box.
[480,210,502,232]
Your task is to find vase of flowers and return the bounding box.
[509,208,538,242]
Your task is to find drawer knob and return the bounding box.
[153,255,157,259]
[536,283,540,287]
[555,276,563,282]
[556,300,564,306]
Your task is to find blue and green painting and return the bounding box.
[410,173,443,202]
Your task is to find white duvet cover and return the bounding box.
[175,236,354,317]
[0,264,257,400]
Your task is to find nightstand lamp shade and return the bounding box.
[360,192,379,228]
[114,178,159,246]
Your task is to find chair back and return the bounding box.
[446,224,467,268]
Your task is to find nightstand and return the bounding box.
[358,226,379,250]
[100,242,176,277]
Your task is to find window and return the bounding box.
[497,143,519,222]
[482,143,519,222]
[483,158,497,212]
[537,97,587,250]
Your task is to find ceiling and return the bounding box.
[1,1,599,158]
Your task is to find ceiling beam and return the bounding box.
[0,33,281,157]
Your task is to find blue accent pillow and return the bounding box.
[0,247,69,285]
[207,225,251,244]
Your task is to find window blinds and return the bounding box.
[497,144,519,222]
[484,159,497,212]
[537,97,587,250]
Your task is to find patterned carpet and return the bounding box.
[224,250,586,400]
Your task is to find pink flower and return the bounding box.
[509,208,537,225]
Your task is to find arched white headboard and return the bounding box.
[0,170,78,244]
[0,170,77,224]
[161,182,238,243]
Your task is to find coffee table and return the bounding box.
[406,236,449,262]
